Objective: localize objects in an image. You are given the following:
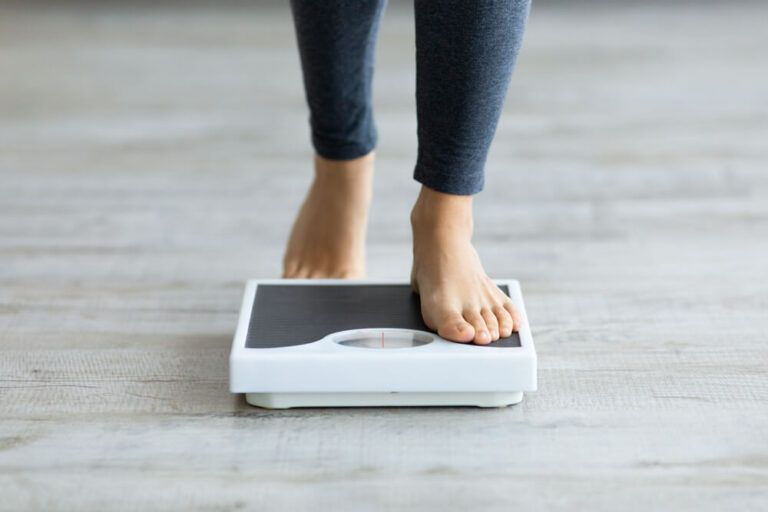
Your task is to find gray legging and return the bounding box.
[289,0,531,195]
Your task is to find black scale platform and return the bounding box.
[246,284,521,349]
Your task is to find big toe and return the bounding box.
[435,311,475,343]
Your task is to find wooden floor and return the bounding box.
[1,1,767,510]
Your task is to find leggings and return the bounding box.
[289,0,531,195]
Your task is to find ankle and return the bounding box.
[311,153,374,204]
[411,185,474,237]
[315,152,373,180]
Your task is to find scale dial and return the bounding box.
[334,329,434,349]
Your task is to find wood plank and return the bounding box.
[0,1,767,510]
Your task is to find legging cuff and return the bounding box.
[413,154,485,196]
[313,138,376,161]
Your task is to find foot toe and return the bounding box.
[481,308,500,341]
[503,300,521,332]
[292,266,311,279]
[493,305,513,337]
[307,269,325,279]
[435,311,475,343]
[465,310,491,345]
[282,259,299,278]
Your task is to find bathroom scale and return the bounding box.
[229,279,536,408]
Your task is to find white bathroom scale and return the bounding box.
[229,279,536,408]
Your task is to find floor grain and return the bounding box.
[1,1,767,510]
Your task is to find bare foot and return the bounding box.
[282,153,373,278]
[410,186,521,345]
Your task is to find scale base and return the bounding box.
[245,391,524,409]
